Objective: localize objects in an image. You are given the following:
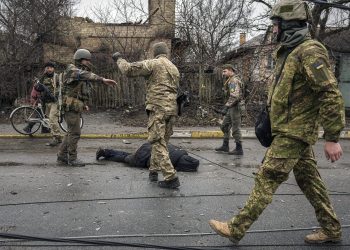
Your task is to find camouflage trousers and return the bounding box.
[45,102,61,138]
[220,105,242,143]
[58,111,81,161]
[147,111,177,181]
[228,135,341,241]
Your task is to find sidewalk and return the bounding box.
[1,111,350,139]
[1,125,350,139]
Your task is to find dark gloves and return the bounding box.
[177,91,190,116]
[34,83,57,103]
[213,106,229,116]
[112,52,122,62]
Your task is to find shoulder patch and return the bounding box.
[312,61,324,70]
[280,5,294,13]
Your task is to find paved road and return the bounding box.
[0,138,349,249]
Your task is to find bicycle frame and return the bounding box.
[28,99,50,128]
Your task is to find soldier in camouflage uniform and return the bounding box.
[209,0,345,244]
[113,42,180,189]
[215,64,244,155]
[57,49,117,167]
[24,62,61,141]
[41,62,62,146]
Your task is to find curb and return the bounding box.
[1,129,350,139]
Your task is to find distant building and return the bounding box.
[222,29,350,113]
[43,0,176,65]
[323,30,350,113]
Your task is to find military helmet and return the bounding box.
[153,42,169,57]
[270,0,311,22]
[73,49,92,60]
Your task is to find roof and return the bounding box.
[239,34,266,49]
[221,33,270,63]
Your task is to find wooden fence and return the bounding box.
[1,65,227,109]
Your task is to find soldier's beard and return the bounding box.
[45,72,54,77]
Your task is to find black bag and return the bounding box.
[176,91,190,116]
[255,106,273,147]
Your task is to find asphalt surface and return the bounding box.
[0,137,349,249]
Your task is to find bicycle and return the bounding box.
[10,99,84,136]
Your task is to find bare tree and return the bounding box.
[0,0,77,105]
[89,0,150,60]
[250,0,350,39]
[175,0,251,69]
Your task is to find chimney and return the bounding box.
[239,32,246,46]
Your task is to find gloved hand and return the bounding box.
[112,52,122,62]
[219,106,229,115]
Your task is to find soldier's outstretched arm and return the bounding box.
[114,55,154,77]
[66,66,117,86]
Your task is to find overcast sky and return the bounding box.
[74,0,148,19]
[74,0,264,39]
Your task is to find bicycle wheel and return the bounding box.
[59,115,84,133]
[10,106,42,135]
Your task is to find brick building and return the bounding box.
[43,0,176,65]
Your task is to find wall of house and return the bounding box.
[43,0,176,65]
[40,0,176,108]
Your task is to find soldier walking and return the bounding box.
[215,64,244,155]
[57,49,117,167]
[113,42,180,189]
[209,0,345,244]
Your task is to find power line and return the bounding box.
[172,143,350,195]
[307,0,350,11]
[0,226,349,248]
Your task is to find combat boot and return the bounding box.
[229,142,243,155]
[57,155,68,165]
[304,229,341,244]
[149,172,158,182]
[46,136,62,147]
[23,123,35,134]
[158,177,180,189]
[208,220,239,244]
[41,126,51,134]
[215,139,229,152]
[96,148,105,160]
[68,159,86,167]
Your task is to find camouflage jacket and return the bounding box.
[117,54,179,115]
[224,75,242,108]
[268,39,345,144]
[40,73,58,98]
[62,64,103,103]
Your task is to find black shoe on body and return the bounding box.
[158,177,180,189]
[96,148,105,160]
[149,172,158,182]
[68,159,86,167]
